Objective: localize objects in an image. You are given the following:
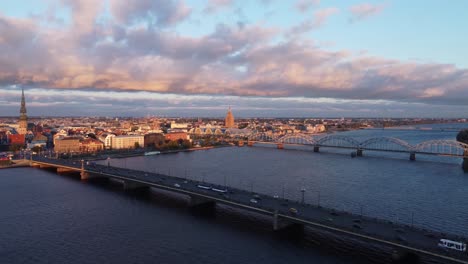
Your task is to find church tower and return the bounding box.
[224,107,235,128]
[18,88,28,135]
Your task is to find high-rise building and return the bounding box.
[17,88,28,135]
[224,107,235,128]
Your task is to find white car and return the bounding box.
[250,199,258,204]
[174,183,181,188]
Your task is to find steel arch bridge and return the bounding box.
[414,140,468,157]
[316,135,360,149]
[241,132,468,158]
[277,134,315,145]
[359,137,414,153]
[248,132,278,142]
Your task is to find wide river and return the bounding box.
[2,123,468,264]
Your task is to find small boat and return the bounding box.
[144,151,161,156]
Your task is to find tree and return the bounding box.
[9,144,23,152]
[457,130,468,144]
[31,145,44,153]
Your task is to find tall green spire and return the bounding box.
[20,88,27,120]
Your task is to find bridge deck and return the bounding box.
[31,157,468,263]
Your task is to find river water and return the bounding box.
[1,123,468,263]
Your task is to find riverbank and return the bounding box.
[83,145,230,161]
[0,159,29,169]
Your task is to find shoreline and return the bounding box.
[0,159,29,169]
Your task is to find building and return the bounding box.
[144,133,165,148]
[224,107,235,128]
[98,133,115,149]
[80,138,104,153]
[111,135,144,149]
[165,132,188,142]
[54,137,81,153]
[8,134,25,146]
[17,89,28,135]
[27,133,48,149]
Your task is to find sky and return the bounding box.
[0,0,467,118]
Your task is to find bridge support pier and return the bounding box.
[277,143,284,149]
[391,250,420,264]
[272,210,304,235]
[123,180,149,191]
[57,167,75,174]
[409,152,416,161]
[189,195,216,214]
[356,149,363,157]
[463,158,468,173]
[313,146,319,152]
[30,162,41,168]
[247,141,254,147]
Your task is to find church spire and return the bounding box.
[20,88,27,116]
[18,88,28,135]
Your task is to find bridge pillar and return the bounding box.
[238,140,244,147]
[277,143,284,149]
[247,141,254,147]
[80,171,95,180]
[189,195,216,214]
[356,149,363,157]
[30,162,41,168]
[123,180,149,191]
[463,158,468,173]
[313,146,319,152]
[409,152,416,161]
[272,211,304,237]
[56,167,75,174]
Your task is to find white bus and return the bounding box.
[438,239,466,252]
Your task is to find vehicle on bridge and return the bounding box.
[438,239,466,252]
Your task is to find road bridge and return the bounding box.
[30,156,468,264]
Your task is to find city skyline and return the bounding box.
[1,1,468,117]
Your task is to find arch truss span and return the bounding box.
[316,135,360,148]
[277,134,315,145]
[415,140,468,156]
[248,132,278,142]
[359,137,414,152]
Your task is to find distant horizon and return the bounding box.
[1,115,467,120]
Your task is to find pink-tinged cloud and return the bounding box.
[349,3,386,22]
[203,0,235,14]
[109,0,191,26]
[287,7,339,36]
[1,3,468,107]
[296,0,320,13]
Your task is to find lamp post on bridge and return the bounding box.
[300,187,306,204]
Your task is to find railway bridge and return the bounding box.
[238,133,468,171]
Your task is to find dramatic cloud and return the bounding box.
[0,0,468,118]
[296,0,320,13]
[349,3,386,22]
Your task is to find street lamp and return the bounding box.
[300,187,306,204]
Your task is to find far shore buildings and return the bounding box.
[54,137,104,153]
[111,135,144,149]
[224,107,235,128]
